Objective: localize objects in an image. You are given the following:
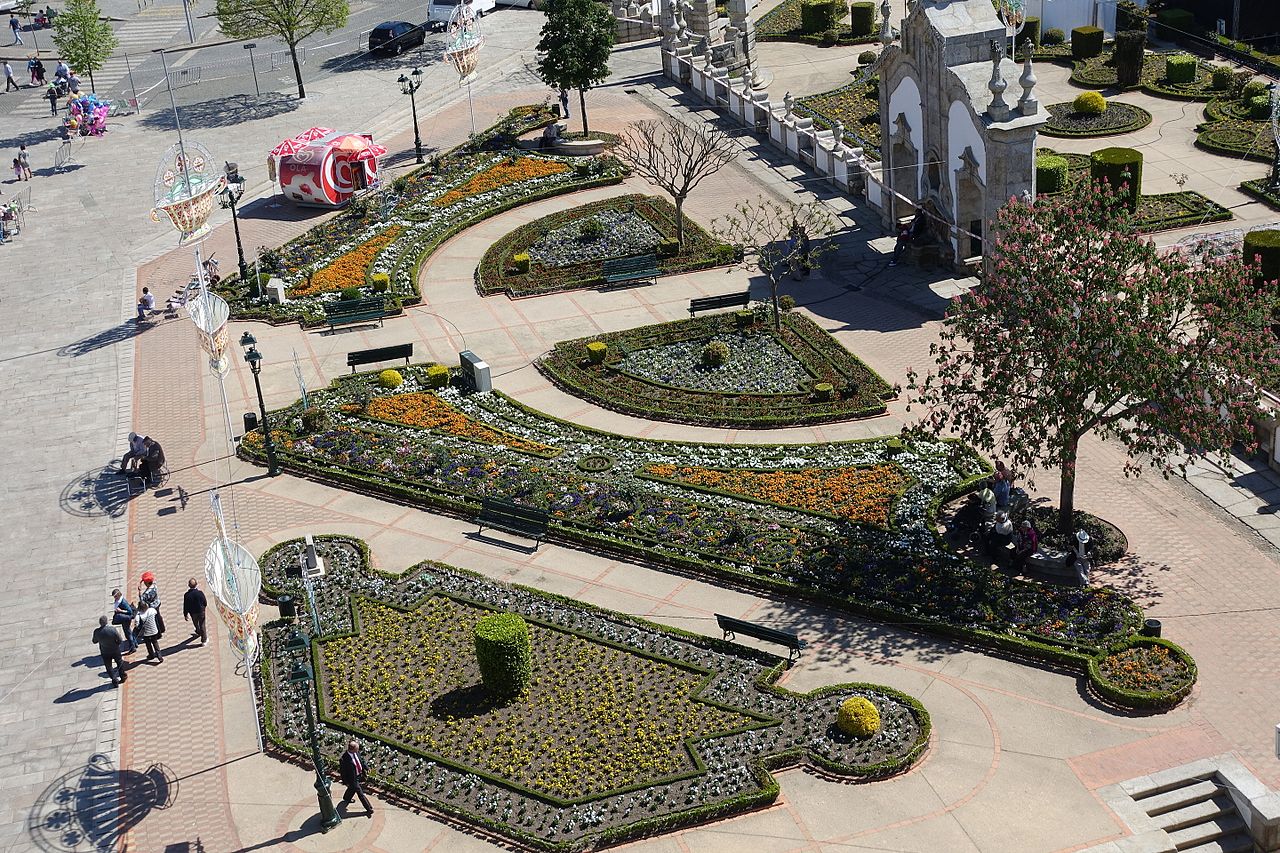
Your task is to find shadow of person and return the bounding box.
[59,464,138,519]
[57,320,148,359]
[27,754,177,852]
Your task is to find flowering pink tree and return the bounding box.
[908,182,1279,533]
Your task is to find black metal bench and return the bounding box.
[476,497,549,548]
[715,613,807,662]
[324,297,387,331]
[347,343,413,372]
[601,254,659,288]
[689,291,751,316]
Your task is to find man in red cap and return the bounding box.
[138,572,165,639]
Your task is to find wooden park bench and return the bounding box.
[689,290,751,317]
[347,343,413,373]
[715,613,807,663]
[323,296,387,332]
[601,254,660,289]
[475,497,550,549]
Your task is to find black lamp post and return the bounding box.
[398,67,425,164]
[220,162,251,285]
[239,331,280,477]
[286,635,343,833]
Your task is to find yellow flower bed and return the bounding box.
[433,157,570,208]
[366,392,559,456]
[644,463,906,525]
[289,226,402,298]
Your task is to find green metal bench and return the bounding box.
[689,290,751,316]
[323,296,387,331]
[601,254,659,288]
[715,613,807,663]
[476,497,550,548]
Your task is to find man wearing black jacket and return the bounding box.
[339,740,374,817]
[183,578,208,646]
[92,616,127,687]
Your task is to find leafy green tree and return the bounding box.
[51,0,118,93]
[907,181,1280,533]
[214,0,348,99]
[535,0,615,136]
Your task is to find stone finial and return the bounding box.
[987,39,1011,121]
[1018,52,1038,115]
[831,120,844,149]
[783,91,795,119]
[879,0,893,45]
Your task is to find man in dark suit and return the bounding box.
[92,616,127,687]
[338,739,373,816]
[183,578,208,646]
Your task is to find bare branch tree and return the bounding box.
[615,118,739,246]
[714,197,838,328]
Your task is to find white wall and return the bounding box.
[946,99,986,258]
[886,74,924,207]
[1025,0,1143,37]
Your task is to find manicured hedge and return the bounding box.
[1072,26,1104,60]
[1166,53,1197,84]
[1244,228,1280,284]
[1240,178,1280,211]
[1155,7,1196,41]
[474,612,532,698]
[1090,146,1143,211]
[1036,154,1069,194]
[800,0,838,33]
[849,0,875,36]
[1016,15,1040,47]
[1086,636,1197,710]
[1114,29,1146,86]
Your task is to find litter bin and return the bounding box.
[278,594,297,620]
[243,412,258,434]
[1140,618,1161,638]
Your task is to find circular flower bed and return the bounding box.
[1089,637,1197,710]
[1026,506,1127,565]
[526,209,662,268]
[1041,101,1153,138]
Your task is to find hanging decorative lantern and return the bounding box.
[151,141,227,245]
[444,0,485,82]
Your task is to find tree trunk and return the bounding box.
[289,42,306,99]
[1058,434,1079,534]
[770,277,781,329]
[578,88,588,136]
[674,195,685,247]
[87,69,96,93]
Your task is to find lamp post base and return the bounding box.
[316,777,343,832]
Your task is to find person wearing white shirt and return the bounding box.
[136,287,155,321]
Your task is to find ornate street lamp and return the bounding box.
[220,162,250,285]
[239,331,280,477]
[398,67,425,165]
[287,648,343,832]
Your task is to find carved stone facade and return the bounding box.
[877,0,1045,266]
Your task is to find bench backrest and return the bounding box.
[348,343,413,367]
[715,613,803,648]
[325,296,386,316]
[603,254,658,274]
[481,497,549,529]
[690,291,751,311]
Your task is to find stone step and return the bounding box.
[1139,780,1225,816]
[1177,833,1255,853]
[1125,768,1220,801]
[1167,816,1248,850]
[1152,795,1236,831]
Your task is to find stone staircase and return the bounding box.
[1086,755,1280,853]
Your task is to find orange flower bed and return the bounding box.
[433,157,570,208]
[644,464,906,526]
[290,226,402,298]
[366,393,559,456]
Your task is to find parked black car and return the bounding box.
[369,21,426,55]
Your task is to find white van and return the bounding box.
[428,0,497,30]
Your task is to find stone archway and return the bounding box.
[889,113,918,222]
[953,146,985,263]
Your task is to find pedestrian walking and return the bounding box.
[92,616,128,687]
[18,145,31,180]
[45,83,59,115]
[26,56,37,85]
[3,61,17,93]
[558,87,570,120]
[136,599,163,662]
[9,15,22,46]
[339,740,374,816]
[31,57,44,85]
[183,578,208,646]
[111,589,137,653]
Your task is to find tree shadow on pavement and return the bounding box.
[318,40,445,74]
[59,464,136,519]
[0,126,67,150]
[138,93,299,132]
[27,753,177,853]
[1093,554,1169,609]
[58,320,149,358]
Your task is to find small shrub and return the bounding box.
[858,49,877,64]
[1042,28,1064,46]
[300,407,328,433]
[1211,67,1234,90]
[657,238,680,257]
[378,369,403,389]
[734,310,754,328]
[370,272,390,293]
[586,341,608,364]
[814,382,834,401]
[1242,79,1269,101]
[474,612,532,699]
[800,0,837,33]
[1036,154,1069,194]
[426,364,451,389]
[712,243,737,265]
[1073,90,1108,114]
[512,253,531,273]
[1249,95,1273,119]
[339,285,363,301]
[849,0,875,36]
[1016,16,1040,47]
[779,294,797,311]
[819,27,838,47]
[1165,53,1197,84]
[391,174,410,193]
[578,218,605,241]
[836,696,881,737]
[1072,26,1104,60]
[701,340,730,368]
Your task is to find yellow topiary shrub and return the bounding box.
[836,696,881,737]
[1072,91,1108,115]
[378,369,404,389]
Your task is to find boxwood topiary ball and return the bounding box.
[378,369,403,389]
[837,696,881,737]
[701,339,730,368]
[1072,91,1108,115]
[1249,95,1272,120]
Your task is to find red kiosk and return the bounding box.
[267,127,387,208]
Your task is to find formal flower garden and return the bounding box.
[793,80,882,156]
[240,365,1198,709]
[536,310,895,427]
[1041,99,1152,138]
[213,105,628,325]
[755,0,881,46]
[475,194,735,297]
[259,536,931,849]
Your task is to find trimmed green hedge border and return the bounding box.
[1040,101,1153,138]
[1086,636,1197,710]
[1240,178,1280,211]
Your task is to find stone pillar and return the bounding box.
[685,0,720,40]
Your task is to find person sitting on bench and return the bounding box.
[136,287,155,322]
[118,432,146,474]
[889,206,927,267]
[138,436,166,486]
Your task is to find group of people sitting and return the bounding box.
[976,462,1041,571]
[118,432,166,487]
